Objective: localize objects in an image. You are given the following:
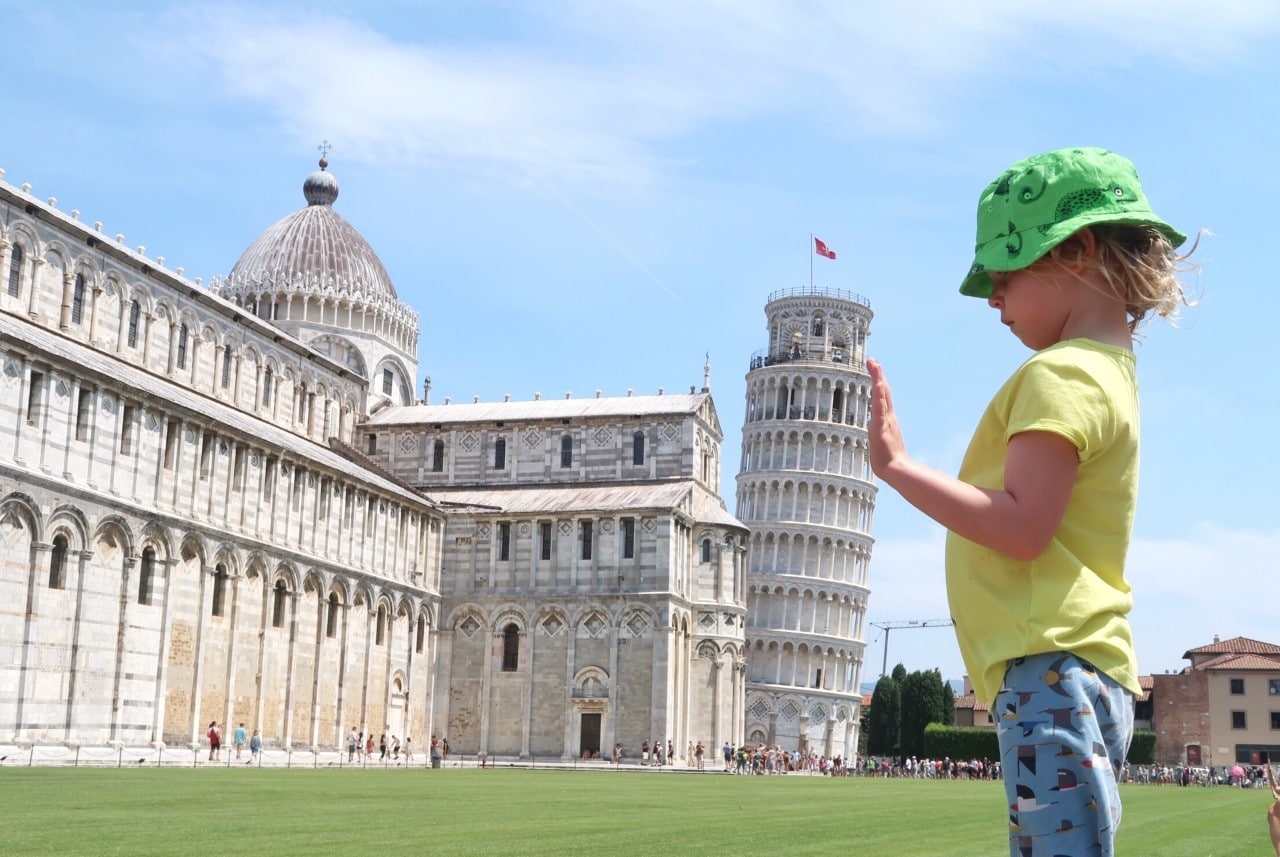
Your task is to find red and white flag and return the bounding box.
[814,237,837,259]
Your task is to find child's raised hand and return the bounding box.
[867,358,906,479]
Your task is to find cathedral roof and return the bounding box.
[228,158,398,300]
[425,481,745,529]
[368,392,711,426]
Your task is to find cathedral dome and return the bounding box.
[228,159,398,299]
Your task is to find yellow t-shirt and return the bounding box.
[945,339,1142,706]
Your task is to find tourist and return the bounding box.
[207,721,221,761]
[868,147,1196,856]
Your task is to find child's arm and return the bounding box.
[867,358,1078,562]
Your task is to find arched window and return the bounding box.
[632,431,645,466]
[262,367,274,407]
[416,616,426,654]
[376,604,387,645]
[49,533,68,590]
[221,348,233,388]
[560,435,573,468]
[432,439,444,472]
[71,274,86,324]
[271,580,288,627]
[6,244,23,297]
[138,547,156,605]
[211,564,229,617]
[326,593,340,638]
[701,538,712,563]
[127,300,141,348]
[812,318,824,337]
[176,323,189,370]
[501,623,519,671]
[494,437,506,470]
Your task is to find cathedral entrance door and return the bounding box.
[579,713,601,758]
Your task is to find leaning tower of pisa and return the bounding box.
[735,286,875,759]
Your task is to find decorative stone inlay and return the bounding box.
[810,706,826,724]
[3,358,20,381]
[642,518,656,533]
[751,699,771,720]
[661,423,679,441]
[145,413,160,432]
[458,431,477,451]
[698,612,715,629]
[477,523,490,538]
[582,613,606,638]
[625,613,648,638]
[184,428,196,444]
[540,615,563,637]
[100,397,116,415]
[558,521,572,536]
[399,433,416,453]
[592,427,611,447]
[457,616,481,638]
[780,701,800,721]
[600,520,613,534]
[523,429,542,447]
[519,523,531,537]
[55,378,71,398]
[219,440,229,455]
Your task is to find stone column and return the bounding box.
[64,547,94,742]
[279,589,301,747]
[188,565,214,749]
[478,623,495,757]
[25,255,44,317]
[519,626,533,759]
[13,542,51,741]
[108,556,136,743]
[150,558,179,747]
[58,270,74,330]
[88,283,103,345]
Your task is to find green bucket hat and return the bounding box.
[960,147,1186,298]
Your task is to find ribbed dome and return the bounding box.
[229,160,397,299]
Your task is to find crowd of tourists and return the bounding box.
[1128,763,1274,788]
[859,755,1002,780]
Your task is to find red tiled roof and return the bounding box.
[1195,652,1280,672]
[954,694,989,712]
[1183,636,1280,658]
[1138,675,1154,690]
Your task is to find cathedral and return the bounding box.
[0,157,759,760]
[0,154,875,762]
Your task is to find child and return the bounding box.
[868,147,1194,857]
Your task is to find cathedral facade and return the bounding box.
[0,160,745,759]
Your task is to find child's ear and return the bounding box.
[1055,228,1098,271]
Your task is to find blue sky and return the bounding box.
[3,0,1277,686]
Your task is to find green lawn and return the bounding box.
[3,768,1272,856]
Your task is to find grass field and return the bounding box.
[4,767,1272,856]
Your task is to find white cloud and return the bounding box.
[150,1,1280,186]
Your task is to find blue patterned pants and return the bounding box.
[996,652,1134,857]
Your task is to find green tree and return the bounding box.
[866,673,900,755]
[900,669,948,757]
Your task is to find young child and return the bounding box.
[867,147,1194,857]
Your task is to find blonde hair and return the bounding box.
[1047,224,1199,332]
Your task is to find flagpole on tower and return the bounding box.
[809,233,815,289]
